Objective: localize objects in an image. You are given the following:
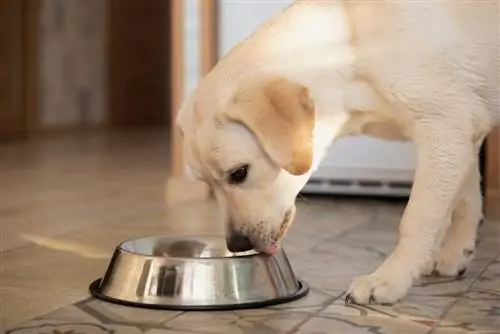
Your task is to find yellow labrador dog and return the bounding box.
[176,0,499,304]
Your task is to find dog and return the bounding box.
[176,0,499,304]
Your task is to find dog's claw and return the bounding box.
[430,262,439,276]
[345,293,376,305]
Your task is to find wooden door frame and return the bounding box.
[23,0,40,133]
[166,0,218,206]
[0,0,39,139]
[485,128,500,218]
[106,0,170,128]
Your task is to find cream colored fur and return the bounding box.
[176,0,499,304]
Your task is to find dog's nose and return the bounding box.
[226,232,254,253]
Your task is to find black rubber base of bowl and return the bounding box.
[89,278,309,311]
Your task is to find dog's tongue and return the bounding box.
[264,245,279,255]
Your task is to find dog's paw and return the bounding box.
[345,271,412,305]
[421,258,436,276]
[429,246,473,277]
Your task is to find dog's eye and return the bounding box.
[228,165,249,185]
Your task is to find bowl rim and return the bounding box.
[116,234,273,260]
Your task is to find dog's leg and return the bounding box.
[421,221,449,276]
[346,121,476,304]
[427,155,483,277]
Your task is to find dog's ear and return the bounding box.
[224,77,315,175]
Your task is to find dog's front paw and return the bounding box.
[421,259,436,276]
[345,271,412,305]
[430,246,473,277]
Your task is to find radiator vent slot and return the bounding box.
[358,180,383,188]
[302,178,413,197]
[328,179,352,187]
[388,182,413,190]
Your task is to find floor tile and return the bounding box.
[469,257,500,293]
[287,239,386,293]
[373,201,406,224]
[1,243,110,294]
[6,300,193,334]
[431,326,498,334]
[334,218,399,250]
[268,288,342,313]
[6,319,146,334]
[410,239,500,299]
[293,314,431,334]
[438,290,500,332]
[164,309,311,334]
[39,299,182,326]
[411,276,477,298]
[8,320,212,334]
[321,294,455,323]
[146,330,213,334]
[476,219,500,244]
[0,288,85,329]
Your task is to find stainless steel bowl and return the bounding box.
[89,235,308,310]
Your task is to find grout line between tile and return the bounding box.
[75,300,119,325]
[285,290,346,334]
[161,311,185,325]
[161,325,214,334]
[0,286,86,297]
[429,251,500,333]
[309,221,374,254]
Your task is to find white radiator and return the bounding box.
[302,137,416,197]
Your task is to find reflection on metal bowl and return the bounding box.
[89,235,309,311]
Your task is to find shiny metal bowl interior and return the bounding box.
[89,235,309,311]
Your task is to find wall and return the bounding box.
[39,0,106,129]
[219,1,293,57]
[184,0,200,98]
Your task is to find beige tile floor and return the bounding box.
[2,131,500,333]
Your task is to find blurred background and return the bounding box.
[1,0,170,136]
[0,0,178,253]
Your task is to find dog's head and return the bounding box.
[176,76,315,254]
